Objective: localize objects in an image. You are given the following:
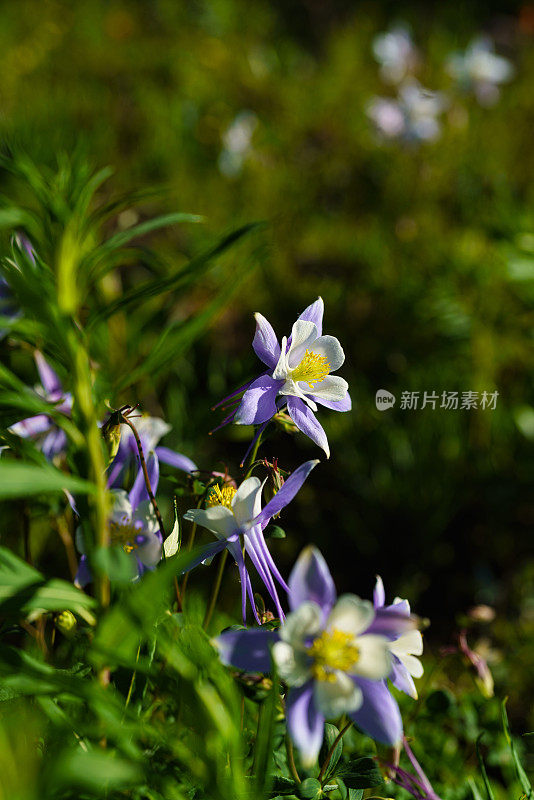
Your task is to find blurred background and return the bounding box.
[1,0,533,725]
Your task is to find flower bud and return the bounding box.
[55,610,77,635]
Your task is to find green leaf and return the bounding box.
[269,775,298,796]
[253,655,278,798]
[468,777,485,800]
[265,524,286,539]
[475,735,495,800]
[0,461,95,498]
[0,546,97,623]
[501,699,533,798]
[53,748,143,791]
[319,723,343,781]
[298,778,322,799]
[163,497,181,557]
[338,757,384,790]
[92,545,138,584]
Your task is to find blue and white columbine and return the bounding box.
[217,546,419,766]
[184,460,318,623]
[218,298,350,459]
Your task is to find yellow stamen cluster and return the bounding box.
[206,484,237,509]
[110,519,139,553]
[291,350,330,389]
[307,629,360,682]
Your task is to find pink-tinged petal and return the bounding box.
[234,375,282,426]
[35,351,62,396]
[252,312,281,369]
[286,396,330,458]
[216,627,279,672]
[288,545,336,618]
[156,446,197,473]
[129,451,159,511]
[297,297,324,338]
[253,459,319,527]
[286,683,325,768]
[350,678,403,745]
[313,391,352,412]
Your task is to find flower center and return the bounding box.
[307,629,360,682]
[206,484,237,510]
[291,349,330,389]
[109,519,139,553]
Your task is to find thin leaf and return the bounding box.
[0,461,95,498]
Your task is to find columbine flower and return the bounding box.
[368,79,447,143]
[107,414,197,488]
[215,298,350,459]
[184,460,318,622]
[217,546,407,767]
[447,37,514,106]
[10,351,72,461]
[75,452,162,587]
[373,576,423,699]
[372,25,418,84]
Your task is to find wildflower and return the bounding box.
[372,576,424,699]
[75,452,162,587]
[368,79,447,143]
[447,37,514,106]
[372,25,418,84]
[107,413,197,488]
[217,546,407,767]
[386,737,443,800]
[215,298,350,459]
[10,351,72,461]
[184,460,318,622]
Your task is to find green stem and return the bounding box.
[285,733,301,784]
[244,426,266,479]
[318,720,353,784]
[202,549,228,630]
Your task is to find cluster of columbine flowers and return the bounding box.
[368,25,514,142]
[8,295,426,776]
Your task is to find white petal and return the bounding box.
[390,629,423,658]
[310,335,345,372]
[309,375,348,401]
[134,416,171,450]
[133,500,159,535]
[353,634,391,680]
[286,320,318,368]
[327,595,375,636]
[183,506,238,539]
[313,672,362,718]
[231,476,263,527]
[280,601,323,647]
[272,336,289,380]
[110,490,133,523]
[393,595,410,612]
[136,531,163,567]
[278,379,318,412]
[396,652,424,678]
[272,641,311,686]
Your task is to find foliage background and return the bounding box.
[0,0,533,794]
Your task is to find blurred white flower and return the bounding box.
[447,37,514,106]
[367,79,447,143]
[372,25,418,84]
[218,110,258,177]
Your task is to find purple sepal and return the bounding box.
[350,678,403,745]
[129,451,159,510]
[286,682,325,767]
[41,428,67,460]
[286,396,330,459]
[74,555,91,588]
[234,374,282,425]
[216,627,279,673]
[35,351,62,396]
[313,391,352,412]
[288,545,336,618]
[252,313,281,369]
[156,446,197,473]
[296,297,324,338]
[253,459,318,527]
[366,606,415,639]
[178,538,230,574]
